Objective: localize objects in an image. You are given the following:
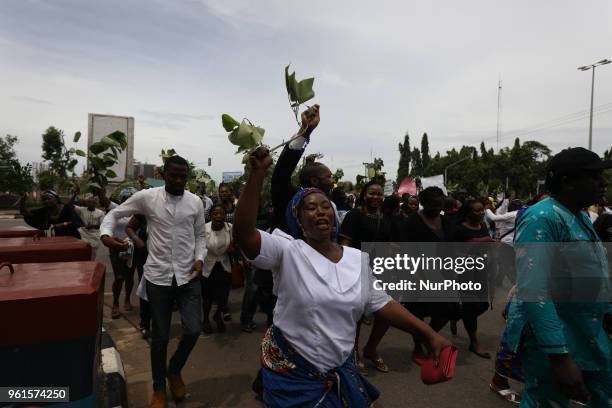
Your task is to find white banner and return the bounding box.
[420,174,447,195]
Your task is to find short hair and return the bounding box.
[418,187,445,205]
[164,155,189,169]
[299,162,327,187]
[218,182,230,191]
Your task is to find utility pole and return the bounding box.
[578,59,611,150]
[496,79,502,151]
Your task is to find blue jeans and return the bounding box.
[146,277,201,391]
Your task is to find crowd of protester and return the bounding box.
[17,105,612,407]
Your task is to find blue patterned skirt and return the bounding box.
[260,325,380,408]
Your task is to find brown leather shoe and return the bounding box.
[150,390,167,408]
[167,373,186,402]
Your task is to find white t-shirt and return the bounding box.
[250,229,391,373]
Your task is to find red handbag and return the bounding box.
[414,345,458,385]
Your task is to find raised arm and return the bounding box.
[485,208,516,222]
[234,147,273,259]
[98,188,112,211]
[270,105,320,231]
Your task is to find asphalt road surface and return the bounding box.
[1,218,518,407]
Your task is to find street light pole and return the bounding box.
[588,67,595,150]
[578,59,611,151]
[444,156,471,185]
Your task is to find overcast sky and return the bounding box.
[2,0,612,183]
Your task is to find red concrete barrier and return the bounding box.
[0,261,105,402]
[0,228,43,238]
[0,236,92,263]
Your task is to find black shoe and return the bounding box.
[223,312,232,322]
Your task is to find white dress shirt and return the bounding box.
[100,187,206,286]
[249,229,391,373]
[74,206,105,248]
[203,222,232,277]
[106,202,130,240]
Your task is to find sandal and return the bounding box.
[363,354,389,373]
[469,345,491,359]
[489,383,521,405]
[355,354,369,376]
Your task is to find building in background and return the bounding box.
[133,161,157,179]
[222,171,243,183]
[87,114,134,183]
[31,162,50,181]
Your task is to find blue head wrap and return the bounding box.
[285,187,340,240]
[120,187,138,202]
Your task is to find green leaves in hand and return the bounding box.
[285,65,315,106]
[222,114,265,154]
[222,114,240,132]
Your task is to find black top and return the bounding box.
[453,223,490,242]
[594,213,612,242]
[339,208,393,249]
[24,205,82,238]
[397,212,455,242]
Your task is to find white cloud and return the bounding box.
[1,0,612,185]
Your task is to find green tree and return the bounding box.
[396,132,411,184]
[41,127,72,178]
[37,170,60,191]
[410,147,423,178]
[0,135,34,194]
[420,133,431,174]
[332,168,344,183]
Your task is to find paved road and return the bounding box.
[2,218,518,407]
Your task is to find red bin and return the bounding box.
[0,236,92,263]
[0,261,105,403]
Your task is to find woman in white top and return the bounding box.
[201,204,233,334]
[72,193,106,260]
[234,147,451,408]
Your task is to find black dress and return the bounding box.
[398,212,458,322]
[452,223,491,333]
[23,205,82,239]
[339,208,393,249]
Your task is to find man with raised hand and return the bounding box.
[100,155,206,408]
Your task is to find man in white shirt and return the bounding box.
[100,155,206,408]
